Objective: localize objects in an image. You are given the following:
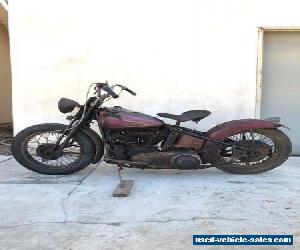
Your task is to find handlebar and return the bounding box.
[102,84,119,99]
[115,84,137,96]
[94,82,136,98]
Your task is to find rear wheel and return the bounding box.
[12,123,95,175]
[216,128,292,174]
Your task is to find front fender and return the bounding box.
[80,127,104,164]
[205,119,280,146]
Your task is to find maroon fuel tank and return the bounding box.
[97,107,165,129]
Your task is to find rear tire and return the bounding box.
[217,129,292,174]
[12,123,95,175]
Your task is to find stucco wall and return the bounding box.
[0,23,11,124]
[8,0,300,133]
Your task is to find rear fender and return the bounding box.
[204,119,281,147]
[80,127,104,163]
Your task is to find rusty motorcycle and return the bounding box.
[12,82,292,175]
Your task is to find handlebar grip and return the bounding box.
[124,87,137,96]
[102,84,119,98]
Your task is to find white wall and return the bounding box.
[8,0,300,133]
[0,23,11,124]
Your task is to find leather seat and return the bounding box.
[157,110,211,123]
[58,98,80,113]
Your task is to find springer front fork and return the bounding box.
[52,119,80,151]
[53,106,95,151]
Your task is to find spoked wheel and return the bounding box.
[12,123,95,175]
[216,128,292,174]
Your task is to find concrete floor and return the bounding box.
[0,156,299,250]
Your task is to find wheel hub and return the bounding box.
[232,140,271,162]
[36,143,62,160]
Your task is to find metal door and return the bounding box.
[261,31,300,154]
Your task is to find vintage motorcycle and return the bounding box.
[12,82,292,175]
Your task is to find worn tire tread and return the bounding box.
[217,128,292,174]
[12,123,95,175]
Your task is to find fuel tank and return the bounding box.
[97,106,165,129]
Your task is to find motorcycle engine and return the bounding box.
[130,151,201,169]
[106,128,170,160]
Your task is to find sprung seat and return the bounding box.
[157,110,211,123]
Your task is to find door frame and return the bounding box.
[255,27,300,118]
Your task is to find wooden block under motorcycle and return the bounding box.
[113,180,134,197]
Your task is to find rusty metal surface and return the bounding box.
[104,158,148,167]
[131,152,177,168]
[105,154,218,169]
[174,134,205,150]
[205,119,279,146]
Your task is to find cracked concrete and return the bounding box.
[0,156,299,249]
[0,156,12,164]
[62,166,99,222]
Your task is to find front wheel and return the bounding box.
[12,123,96,175]
[215,128,292,174]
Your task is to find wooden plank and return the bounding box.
[112,180,134,197]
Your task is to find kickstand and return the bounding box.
[112,165,134,197]
[118,165,124,182]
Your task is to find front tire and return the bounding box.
[216,129,292,174]
[12,123,96,175]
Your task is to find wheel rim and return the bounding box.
[219,131,275,167]
[22,131,82,168]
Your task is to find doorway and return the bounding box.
[0,23,13,155]
[257,28,300,155]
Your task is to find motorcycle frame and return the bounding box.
[54,92,281,166]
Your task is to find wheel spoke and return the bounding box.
[24,131,82,168]
[220,131,275,167]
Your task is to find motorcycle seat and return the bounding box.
[58,98,80,113]
[157,110,211,123]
